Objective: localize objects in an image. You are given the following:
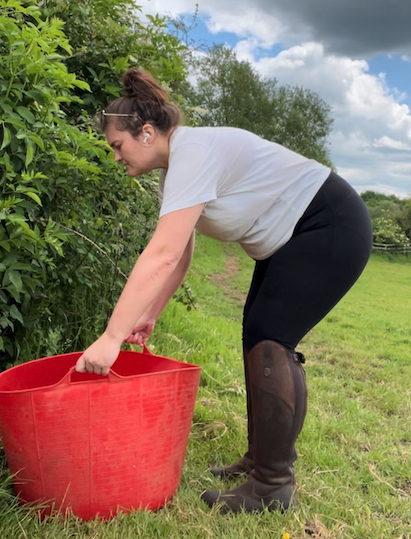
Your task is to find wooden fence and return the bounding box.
[373,243,411,254]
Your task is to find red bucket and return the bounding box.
[0,346,201,520]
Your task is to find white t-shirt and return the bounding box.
[159,126,330,260]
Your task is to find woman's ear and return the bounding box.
[140,124,155,145]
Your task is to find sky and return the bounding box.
[139,0,411,197]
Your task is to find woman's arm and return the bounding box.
[76,204,204,374]
[144,231,195,321]
[124,232,195,345]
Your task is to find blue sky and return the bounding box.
[141,0,411,197]
[369,55,411,109]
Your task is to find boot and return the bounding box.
[201,340,307,513]
[208,450,254,480]
[208,346,254,480]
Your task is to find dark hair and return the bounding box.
[101,68,181,137]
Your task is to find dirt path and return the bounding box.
[209,252,248,305]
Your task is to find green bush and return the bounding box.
[0,1,165,365]
[362,190,411,242]
[372,216,409,246]
[38,0,189,117]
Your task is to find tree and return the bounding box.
[268,84,334,166]
[188,45,334,166]
[188,45,273,135]
[361,190,400,207]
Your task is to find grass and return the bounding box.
[1,235,410,538]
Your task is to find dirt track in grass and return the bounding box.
[209,254,248,305]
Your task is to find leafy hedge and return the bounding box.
[0,0,187,366]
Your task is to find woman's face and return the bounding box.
[105,123,164,176]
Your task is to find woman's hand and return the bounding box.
[75,332,121,375]
[124,318,156,346]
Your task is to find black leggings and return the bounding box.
[242,172,373,352]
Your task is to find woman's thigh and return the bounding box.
[243,175,372,351]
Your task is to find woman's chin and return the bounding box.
[125,166,138,176]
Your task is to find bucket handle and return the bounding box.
[64,366,121,385]
[142,343,154,355]
[63,344,154,385]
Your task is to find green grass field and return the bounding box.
[1,236,410,538]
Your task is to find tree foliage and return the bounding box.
[360,191,411,245]
[188,45,334,166]
[397,199,411,240]
[360,190,402,207]
[268,84,334,166]
[187,46,273,134]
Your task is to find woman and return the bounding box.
[76,68,373,514]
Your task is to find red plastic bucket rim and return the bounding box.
[0,345,201,395]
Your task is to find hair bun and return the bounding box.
[123,68,168,105]
[102,68,181,134]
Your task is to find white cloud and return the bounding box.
[139,0,195,18]
[233,38,261,62]
[205,10,286,48]
[373,136,411,151]
[391,162,411,178]
[252,43,411,129]
[235,42,411,195]
[141,0,290,48]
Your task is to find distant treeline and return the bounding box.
[360,191,411,246]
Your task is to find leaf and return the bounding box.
[17,106,35,124]
[1,126,11,150]
[18,221,40,241]
[73,80,91,91]
[87,66,98,79]
[0,103,13,114]
[5,285,20,303]
[25,191,42,206]
[25,140,34,167]
[6,214,27,224]
[4,115,25,129]
[28,132,45,150]
[9,263,33,272]
[9,271,22,294]
[9,304,24,324]
[16,130,27,140]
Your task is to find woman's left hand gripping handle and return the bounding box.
[75,333,121,376]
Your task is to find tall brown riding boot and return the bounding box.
[201,340,308,513]
[208,346,254,479]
